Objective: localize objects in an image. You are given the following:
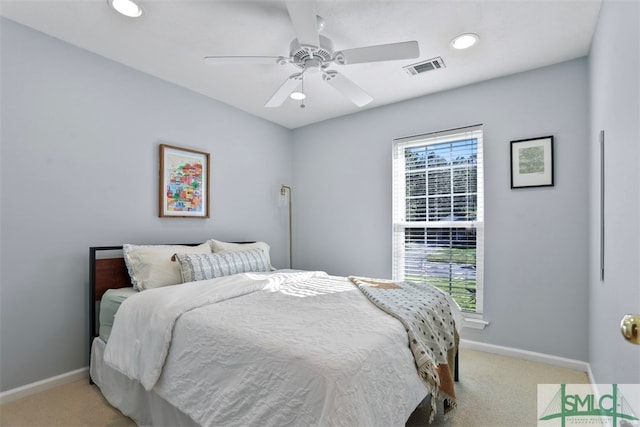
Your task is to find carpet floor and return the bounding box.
[0,348,588,426]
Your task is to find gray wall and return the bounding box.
[292,59,590,362]
[588,0,640,384]
[0,18,293,392]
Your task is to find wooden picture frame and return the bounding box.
[510,136,554,189]
[159,144,210,218]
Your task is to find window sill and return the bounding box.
[462,316,489,330]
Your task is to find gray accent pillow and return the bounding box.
[175,248,270,282]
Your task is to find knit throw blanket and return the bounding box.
[349,276,458,423]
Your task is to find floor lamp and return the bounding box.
[280,184,292,269]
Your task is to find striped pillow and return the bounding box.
[175,248,270,283]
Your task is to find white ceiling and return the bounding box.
[0,0,602,129]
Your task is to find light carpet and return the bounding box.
[0,348,588,426]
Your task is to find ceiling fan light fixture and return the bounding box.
[451,33,478,50]
[218,2,418,109]
[290,91,306,101]
[108,0,143,18]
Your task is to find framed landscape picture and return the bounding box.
[510,136,554,189]
[159,144,210,218]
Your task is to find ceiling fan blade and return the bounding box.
[322,71,373,107]
[204,56,285,65]
[335,41,419,65]
[265,74,303,108]
[286,1,320,47]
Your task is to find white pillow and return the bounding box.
[207,239,274,270]
[123,243,211,291]
[175,248,270,283]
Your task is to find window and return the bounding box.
[392,125,484,316]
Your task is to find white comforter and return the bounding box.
[104,271,431,427]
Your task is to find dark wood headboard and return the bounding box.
[90,246,131,300]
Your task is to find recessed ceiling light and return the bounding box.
[108,0,143,18]
[290,91,306,101]
[451,33,479,50]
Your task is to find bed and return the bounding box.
[89,241,461,426]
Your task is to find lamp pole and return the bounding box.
[280,184,292,269]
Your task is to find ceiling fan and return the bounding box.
[204,1,420,108]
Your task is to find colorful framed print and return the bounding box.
[159,144,210,218]
[510,136,554,189]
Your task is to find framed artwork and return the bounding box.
[510,136,554,189]
[159,144,210,218]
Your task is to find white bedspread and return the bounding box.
[104,271,432,427]
[104,271,281,390]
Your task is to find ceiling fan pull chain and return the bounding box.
[300,78,306,108]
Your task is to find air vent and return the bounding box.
[403,57,446,76]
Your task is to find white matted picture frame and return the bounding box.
[510,136,554,189]
[159,144,210,218]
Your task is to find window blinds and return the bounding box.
[392,125,484,313]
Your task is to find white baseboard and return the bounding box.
[587,364,598,385]
[0,367,89,405]
[460,339,591,374]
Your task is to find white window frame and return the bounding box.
[392,125,486,326]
